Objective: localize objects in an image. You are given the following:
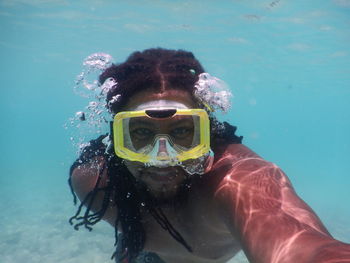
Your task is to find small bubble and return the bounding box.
[75,111,86,121]
[88,101,98,108]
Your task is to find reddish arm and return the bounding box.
[214,145,350,263]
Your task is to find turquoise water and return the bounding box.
[1,1,349,262]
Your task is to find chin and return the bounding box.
[150,186,178,200]
[142,171,186,195]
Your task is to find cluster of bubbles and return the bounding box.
[180,150,214,175]
[65,53,116,154]
[193,73,233,139]
[194,73,232,114]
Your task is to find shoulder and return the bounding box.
[70,156,108,200]
[208,143,295,212]
[69,134,109,175]
[213,143,291,200]
[69,147,117,226]
[210,143,269,175]
[198,143,285,205]
[69,134,110,201]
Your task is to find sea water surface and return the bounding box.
[1,1,349,262]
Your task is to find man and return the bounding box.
[69,48,350,263]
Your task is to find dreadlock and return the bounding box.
[68,134,194,262]
[68,48,243,262]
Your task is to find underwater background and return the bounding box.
[1,0,349,262]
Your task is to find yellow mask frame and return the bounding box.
[112,108,210,164]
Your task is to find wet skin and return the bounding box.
[71,89,350,263]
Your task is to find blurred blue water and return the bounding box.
[1,1,349,262]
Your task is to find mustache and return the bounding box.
[138,167,182,177]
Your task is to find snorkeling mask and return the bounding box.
[112,101,211,173]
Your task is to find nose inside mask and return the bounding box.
[143,136,182,167]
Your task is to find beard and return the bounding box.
[134,171,193,208]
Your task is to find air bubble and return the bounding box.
[194,73,232,113]
[83,53,113,70]
[75,111,86,121]
[88,101,98,108]
[108,94,121,107]
[66,53,116,155]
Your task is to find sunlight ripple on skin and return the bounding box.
[271,230,307,263]
[213,151,342,262]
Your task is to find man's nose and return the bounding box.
[157,138,169,158]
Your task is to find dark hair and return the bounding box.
[100,48,205,113]
[69,48,242,262]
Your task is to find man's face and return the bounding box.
[121,89,198,200]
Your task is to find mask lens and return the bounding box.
[126,116,155,150]
[124,115,199,152]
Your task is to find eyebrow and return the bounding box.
[129,119,155,128]
[168,119,194,129]
[129,118,193,129]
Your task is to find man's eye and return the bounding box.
[131,128,154,139]
[171,127,192,138]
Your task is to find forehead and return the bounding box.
[123,89,197,111]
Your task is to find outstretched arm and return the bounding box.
[214,155,350,263]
